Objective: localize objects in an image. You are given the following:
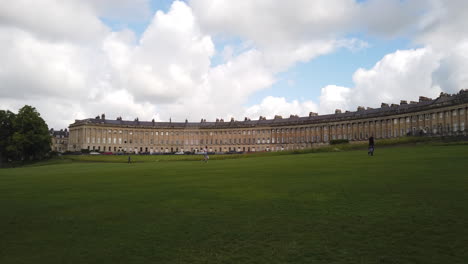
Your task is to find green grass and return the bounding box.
[53,136,444,163]
[1,144,468,263]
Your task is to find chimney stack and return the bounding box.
[419,96,432,102]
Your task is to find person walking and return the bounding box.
[203,146,209,163]
[368,136,375,156]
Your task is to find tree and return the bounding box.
[0,110,16,165]
[11,106,51,161]
[0,105,51,165]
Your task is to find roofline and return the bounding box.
[69,90,468,129]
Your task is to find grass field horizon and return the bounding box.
[1,144,468,263]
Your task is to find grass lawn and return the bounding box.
[1,144,467,263]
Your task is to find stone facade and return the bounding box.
[68,90,468,153]
[49,129,69,153]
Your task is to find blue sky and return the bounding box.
[101,0,417,106]
[2,0,464,129]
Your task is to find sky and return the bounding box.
[1,0,468,129]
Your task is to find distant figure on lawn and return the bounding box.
[368,136,375,156]
[203,146,209,163]
[128,155,131,164]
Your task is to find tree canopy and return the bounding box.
[0,105,51,165]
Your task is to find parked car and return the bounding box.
[174,151,185,155]
[89,152,100,155]
[102,152,113,155]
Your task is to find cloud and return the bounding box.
[317,0,468,113]
[318,48,442,113]
[1,0,467,131]
[0,0,108,42]
[244,96,318,120]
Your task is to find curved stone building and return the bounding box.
[68,90,468,153]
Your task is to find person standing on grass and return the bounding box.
[128,155,131,164]
[368,136,375,156]
[203,146,209,163]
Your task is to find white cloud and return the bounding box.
[244,96,318,120]
[319,85,352,114]
[0,0,108,42]
[317,0,468,113]
[1,0,467,131]
[318,48,442,113]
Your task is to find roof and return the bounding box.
[70,90,468,129]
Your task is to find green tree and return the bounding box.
[0,110,16,165]
[11,105,51,161]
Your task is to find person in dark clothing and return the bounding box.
[128,155,131,164]
[368,136,375,156]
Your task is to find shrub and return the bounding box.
[330,139,349,145]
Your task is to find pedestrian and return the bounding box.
[203,146,209,163]
[368,136,375,156]
[128,155,131,163]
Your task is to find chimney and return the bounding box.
[335,109,342,114]
[419,96,432,102]
[274,115,282,119]
[410,101,418,104]
[101,113,105,120]
[400,100,407,105]
[357,106,365,111]
[230,117,235,122]
[216,118,219,122]
[366,107,374,110]
[309,112,318,117]
[391,103,399,107]
[381,103,389,108]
